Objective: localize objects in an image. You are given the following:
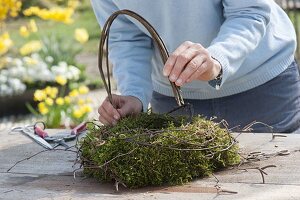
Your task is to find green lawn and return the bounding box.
[6,1,101,53]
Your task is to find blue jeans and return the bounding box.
[151,60,300,133]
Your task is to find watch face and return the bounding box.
[208,78,222,90]
[216,68,223,80]
[208,66,222,90]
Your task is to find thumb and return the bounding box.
[114,95,142,118]
[117,104,132,118]
[117,98,141,117]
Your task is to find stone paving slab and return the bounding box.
[1,128,300,199]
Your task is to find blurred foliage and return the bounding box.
[27,85,92,128]
[0,0,22,21]
[21,0,81,10]
[39,35,82,68]
[1,0,102,118]
[6,1,99,53]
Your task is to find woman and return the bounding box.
[91,0,300,133]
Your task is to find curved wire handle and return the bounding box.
[98,9,184,107]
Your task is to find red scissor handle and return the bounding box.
[34,122,49,138]
[71,122,87,135]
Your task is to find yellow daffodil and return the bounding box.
[29,19,38,32]
[0,42,8,56]
[23,6,39,16]
[40,107,49,115]
[1,32,13,47]
[82,104,92,113]
[69,89,79,97]
[78,85,89,94]
[19,40,42,56]
[44,86,52,96]
[0,32,13,55]
[0,0,22,21]
[56,97,64,105]
[44,86,58,99]
[68,0,79,9]
[45,97,54,106]
[34,89,47,101]
[49,87,58,98]
[77,99,85,105]
[31,83,92,127]
[19,26,29,37]
[55,75,67,86]
[73,109,83,119]
[38,102,49,115]
[23,6,74,24]
[64,96,71,104]
[74,28,89,44]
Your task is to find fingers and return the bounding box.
[186,61,209,83]
[163,41,193,76]
[176,54,206,86]
[117,102,132,118]
[98,106,116,125]
[187,57,221,82]
[98,95,143,126]
[169,45,203,84]
[163,42,209,85]
[98,114,110,126]
[163,41,222,85]
[117,96,143,117]
[98,97,121,125]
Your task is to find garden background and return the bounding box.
[0,0,111,130]
[0,0,299,130]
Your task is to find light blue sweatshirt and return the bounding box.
[91,0,297,111]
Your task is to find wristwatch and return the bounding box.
[208,67,223,90]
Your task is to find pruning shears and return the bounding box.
[34,122,87,149]
[10,125,54,150]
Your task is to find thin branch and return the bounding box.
[272,133,287,140]
[239,165,276,184]
[7,148,78,173]
[7,149,49,172]
[99,148,137,168]
[212,173,238,195]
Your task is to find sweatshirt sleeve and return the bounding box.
[207,0,271,87]
[90,0,153,111]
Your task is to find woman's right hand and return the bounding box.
[98,94,143,125]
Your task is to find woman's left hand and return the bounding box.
[163,41,221,86]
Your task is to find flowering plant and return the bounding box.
[0,53,81,97]
[0,32,13,56]
[0,0,99,118]
[0,0,22,22]
[0,0,89,97]
[23,0,79,24]
[0,0,21,58]
[39,34,84,68]
[0,75,25,97]
[28,84,92,128]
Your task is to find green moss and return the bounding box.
[80,113,240,188]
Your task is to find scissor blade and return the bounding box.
[22,129,53,150]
